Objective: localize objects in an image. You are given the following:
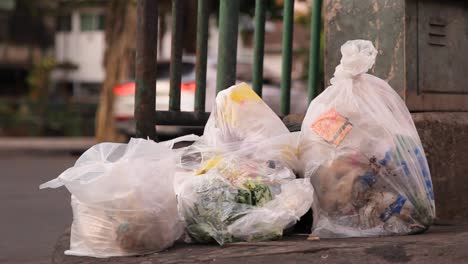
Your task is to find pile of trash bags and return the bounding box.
[40,40,435,258]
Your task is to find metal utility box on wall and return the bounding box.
[324,0,468,111]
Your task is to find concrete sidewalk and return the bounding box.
[0,137,95,153]
[52,224,468,264]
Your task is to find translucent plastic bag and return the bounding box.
[179,82,301,175]
[40,138,186,257]
[227,179,314,241]
[202,82,290,147]
[177,156,314,245]
[176,83,314,245]
[299,40,435,238]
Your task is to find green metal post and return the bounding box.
[169,0,184,111]
[195,0,209,112]
[216,0,240,93]
[280,0,294,115]
[307,0,322,102]
[252,0,266,97]
[135,0,157,140]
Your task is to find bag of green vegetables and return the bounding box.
[175,83,314,245]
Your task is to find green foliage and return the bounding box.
[0,100,96,137]
[27,57,56,102]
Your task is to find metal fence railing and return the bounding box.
[135,0,322,140]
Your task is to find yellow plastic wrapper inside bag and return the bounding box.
[185,82,302,175]
[203,82,290,145]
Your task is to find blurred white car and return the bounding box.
[113,59,308,136]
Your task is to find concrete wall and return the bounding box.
[413,112,468,222]
[324,0,405,97]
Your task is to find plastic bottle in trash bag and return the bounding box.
[299,40,435,238]
[40,138,189,258]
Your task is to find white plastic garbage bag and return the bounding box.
[176,83,314,245]
[202,82,290,146]
[177,151,314,245]
[299,40,435,238]
[40,138,185,257]
[179,82,302,177]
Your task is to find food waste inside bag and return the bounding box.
[176,83,314,245]
[299,40,435,238]
[40,138,184,257]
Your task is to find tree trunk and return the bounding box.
[95,0,136,142]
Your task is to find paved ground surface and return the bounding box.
[0,137,95,153]
[52,224,468,264]
[0,152,76,264]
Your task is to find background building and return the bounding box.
[51,0,107,103]
[0,0,55,98]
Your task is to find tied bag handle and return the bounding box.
[39,142,125,189]
[39,135,200,190]
[331,39,378,84]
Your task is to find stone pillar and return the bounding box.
[324,0,405,97]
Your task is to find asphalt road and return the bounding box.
[0,152,76,264]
